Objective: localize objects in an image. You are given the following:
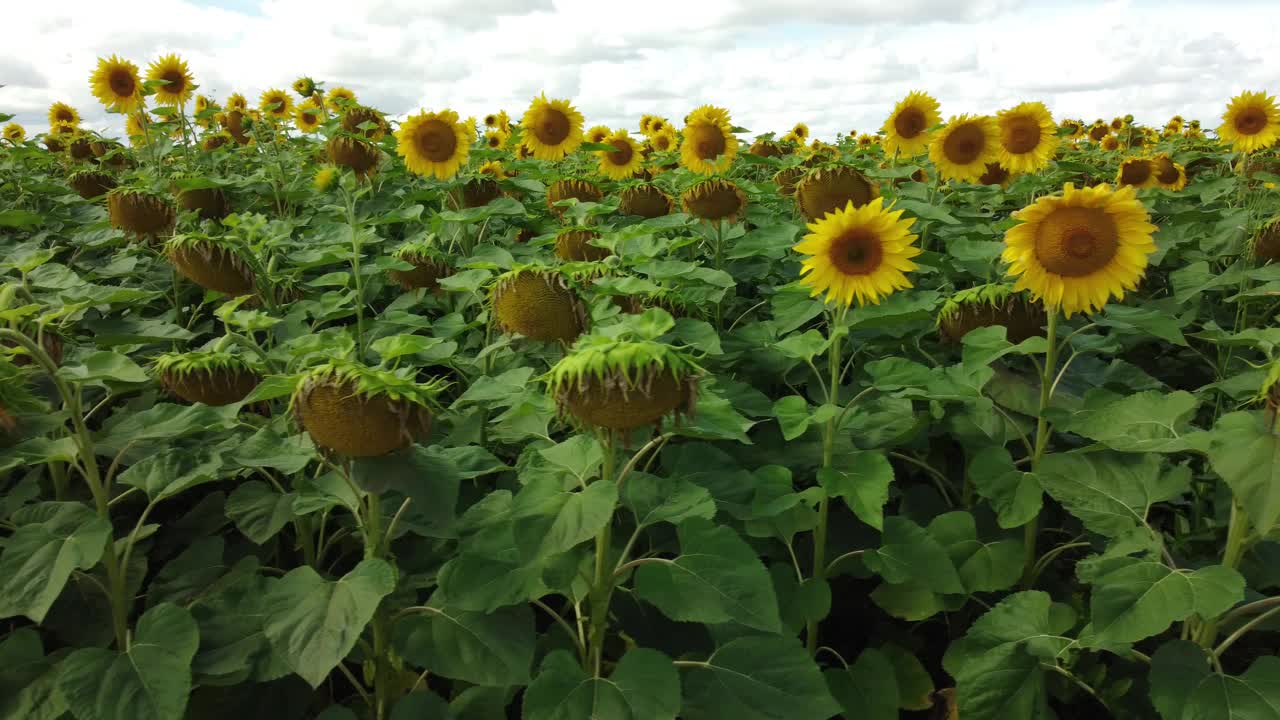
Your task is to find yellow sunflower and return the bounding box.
[596,129,644,180]
[396,108,471,180]
[225,93,248,113]
[1102,134,1123,151]
[857,133,877,148]
[639,114,657,134]
[780,131,802,145]
[1152,154,1187,191]
[483,130,509,149]
[649,127,678,153]
[89,55,144,114]
[930,114,1000,183]
[1116,157,1156,188]
[1002,183,1156,317]
[146,54,195,106]
[1088,122,1110,142]
[259,89,293,121]
[586,125,611,144]
[882,90,941,158]
[1061,119,1084,140]
[520,94,584,160]
[3,123,25,143]
[792,122,810,141]
[48,102,80,128]
[314,165,337,191]
[680,104,738,175]
[794,196,921,307]
[295,98,325,133]
[326,86,357,112]
[478,160,507,180]
[125,112,149,146]
[1218,91,1280,154]
[997,101,1058,174]
[1110,117,1126,131]
[293,76,316,97]
[647,117,669,136]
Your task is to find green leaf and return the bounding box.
[1036,452,1187,537]
[819,451,894,530]
[682,636,841,720]
[511,475,617,561]
[1207,411,1280,536]
[1057,390,1201,453]
[390,692,453,720]
[773,329,828,361]
[727,222,802,260]
[621,471,716,528]
[0,210,43,228]
[0,629,66,720]
[369,334,455,363]
[189,566,291,684]
[1150,641,1280,720]
[870,581,946,621]
[537,434,603,484]
[57,351,149,384]
[523,648,680,720]
[773,395,816,441]
[395,604,534,687]
[927,511,1023,593]
[225,481,297,544]
[863,516,965,595]
[59,604,198,720]
[967,446,1042,528]
[240,374,302,403]
[634,518,782,632]
[1082,561,1244,648]
[1097,304,1188,346]
[824,648,899,720]
[117,448,224,502]
[881,643,936,711]
[0,503,110,623]
[961,326,1048,373]
[262,560,396,687]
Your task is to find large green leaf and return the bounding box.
[395,603,534,687]
[511,475,617,561]
[190,565,291,685]
[681,636,841,720]
[0,629,66,720]
[967,446,1042,529]
[522,648,679,720]
[59,604,199,720]
[824,648,898,720]
[819,450,894,531]
[634,518,782,632]
[1207,411,1280,536]
[225,481,298,545]
[621,471,717,528]
[0,502,110,623]
[262,560,396,687]
[117,448,225,502]
[863,516,965,595]
[1035,452,1188,537]
[1056,390,1202,453]
[1150,641,1280,719]
[1081,560,1244,648]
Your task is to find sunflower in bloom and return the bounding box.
[1061,119,1084,140]
[680,104,738,175]
[48,102,80,128]
[1100,134,1121,152]
[325,86,357,112]
[780,131,802,145]
[295,98,325,133]
[146,54,195,106]
[596,129,643,180]
[478,160,507,180]
[1218,90,1280,154]
[225,93,248,113]
[639,114,658,134]
[520,94,584,161]
[293,76,316,97]
[396,108,471,180]
[1109,117,1126,132]
[647,117,669,136]
[1116,157,1155,188]
[791,122,810,141]
[125,112,149,146]
[882,90,941,158]
[650,127,677,153]
[794,197,921,307]
[259,89,293,121]
[1002,183,1157,317]
[314,165,337,191]
[1088,122,1110,142]
[930,114,1000,183]
[89,55,144,114]
[483,130,509,149]
[586,125,611,145]
[1152,154,1187,191]
[996,101,1058,174]
[3,123,25,143]
[857,133,877,148]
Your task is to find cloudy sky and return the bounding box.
[2,0,1278,141]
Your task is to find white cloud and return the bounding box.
[1,0,1277,141]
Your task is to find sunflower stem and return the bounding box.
[807,305,846,656]
[587,430,617,677]
[1021,309,1059,588]
[1197,499,1252,647]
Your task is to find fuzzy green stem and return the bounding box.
[807,307,845,655]
[588,430,617,677]
[1022,310,1059,588]
[343,190,367,361]
[1197,499,1252,647]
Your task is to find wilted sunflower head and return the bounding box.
[882,90,941,157]
[795,166,880,221]
[679,104,738,175]
[586,125,611,144]
[595,129,644,180]
[1218,90,1280,154]
[937,284,1046,344]
[325,86,357,112]
[396,109,472,180]
[259,88,293,120]
[930,114,1001,183]
[3,123,25,143]
[89,55,144,114]
[546,337,702,431]
[48,102,80,128]
[521,94,585,160]
[682,178,747,223]
[978,162,1013,188]
[146,54,195,106]
[546,178,602,215]
[292,76,316,97]
[295,98,325,133]
[340,105,388,141]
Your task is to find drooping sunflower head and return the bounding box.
[3,123,25,143]
[294,98,325,133]
[681,178,747,223]
[1116,157,1156,188]
[679,104,738,175]
[978,161,1013,188]
[795,166,880,221]
[325,86,357,112]
[1218,90,1280,154]
[395,109,472,180]
[490,266,588,343]
[619,183,673,218]
[792,122,810,140]
[546,178,602,215]
[89,55,144,114]
[327,136,381,175]
[257,89,291,121]
[882,90,941,158]
[586,125,611,144]
[1151,154,1187,191]
[341,105,388,141]
[554,228,610,262]
[520,94,585,161]
[546,337,702,431]
[483,129,509,150]
[930,114,1000,183]
[292,76,316,97]
[748,139,784,158]
[48,102,80,128]
[146,54,195,106]
[1002,183,1157,317]
[793,196,921,307]
[649,128,678,153]
[996,101,1058,174]
[1100,134,1121,152]
[595,129,644,180]
[937,283,1047,344]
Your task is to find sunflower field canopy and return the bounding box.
[4,62,1280,720]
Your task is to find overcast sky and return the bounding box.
[3,0,1278,142]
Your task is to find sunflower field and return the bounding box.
[2,54,1280,720]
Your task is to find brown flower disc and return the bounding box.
[619,184,673,218]
[69,137,95,161]
[108,191,176,239]
[561,371,690,431]
[327,136,380,174]
[341,106,388,141]
[493,272,585,343]
[682,179,746,222]
[168,243,255,296]
[940,299,1046,344]
[70,171,117,200]
[773,167,806,196]
[161,368,262,406]
[748,140,784,158]
[1255,223,1280,261]
[177,188,230,220]
[296,380,430,457]
[223,110,252,145]
[390,255,452,290]
[546,179,602,216]
[555,229,610,262]
[460,178,502,208]
[796,166,878,221]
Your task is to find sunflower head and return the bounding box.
[124,113,149,146]
[1116,157,1155,188]
[997,101,1058,174]
[395,109,471,180]
[294,98,325,133]
[146,54,195,106]
[90,55,144,114]
[748,139,784,158]
[793,196,921,307]
[930,114,1000,183]
[48,102,80,128]
[1100,135,1121,152]
[484,129,509,150]
[259,89,293,120]
[1061,119,1083,139]
[595,130,644,180]
[586,125,611,145]
[649,128,678,153]
[857,133,877,148]
[639,114,657,134]
[327,136,381,175]
[325,86,357,112]
[773,166,806,196]
[791,122,811,140]
[546,179,602,216]
[882,90,940,158]
[1002,183,1157,317]
[978,162,1013,188]
[619,184,673,218]
[341,105,388,141]
[646,117,669,136]
[682,178,747,223]
[1109,117,1125,131]
[521,94,585,161]
[292,76,317,97]
[795,166,879,221]
[3,123,25,143]
[680,105,738,175]
[1218,90,1280,154]
[224,93,248,113]
[546,338,702,431]
[1151,154,1187,191]
[1088,123,1110,142]
[937,284,1046,344]
[490,266,588,343]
